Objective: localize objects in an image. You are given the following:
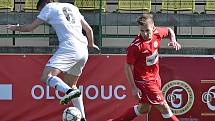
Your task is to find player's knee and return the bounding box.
[40,76,46,82]
[40,72,55,82]
[160,106,178,121]
[141,108,151,113]
[156,103,173,118]
[134,104,150,115]
[40,75,49,83]
[157,102,171,113]
[161,109,173,119]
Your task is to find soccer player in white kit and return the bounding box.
[6,0,100,121]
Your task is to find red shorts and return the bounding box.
[135,79,165,104]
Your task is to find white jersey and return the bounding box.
[37,3,89,76]
[37,3,88,50]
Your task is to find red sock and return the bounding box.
[113,107,137,121]
[164,115,179,121]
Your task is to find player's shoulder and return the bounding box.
[44,2,60,10]
[48,2,77,9]
[154,27,168,33]
[154,27,168,37]
[46,2,60,7]
[62,3,79,9]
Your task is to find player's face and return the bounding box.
[139,23,154,40]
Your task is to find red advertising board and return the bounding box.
[0,54,146,121]
[0,55,215,121]
[149,56,215,121]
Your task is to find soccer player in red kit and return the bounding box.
[108,14,181,121]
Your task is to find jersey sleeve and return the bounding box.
[126,45,139,65]
[37,4,51,22]
[77,8,84,20]
[156,27,169,39]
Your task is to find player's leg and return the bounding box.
[63,73,86,121]
[108,103,151,121]
[61,54,88,121]
[59,73,81,105]
[155,101,179,121]
[108,81,152,121]
[40,48,77,95]
[40,66,72,94]
[149,79,179,121]
[146,84,178,121]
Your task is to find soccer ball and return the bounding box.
[62,107,82,121]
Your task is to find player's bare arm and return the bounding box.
[6,18,44,32]
[124,63,141,100]
[81,18,100,52]
[167,27,181,51]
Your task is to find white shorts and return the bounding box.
[46,46,88,76]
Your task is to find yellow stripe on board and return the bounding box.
[200,80,215,83]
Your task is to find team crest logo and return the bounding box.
[153,40,158,48]
[162,80,194,115]
[202,86,215,111]
[201,80,215,116]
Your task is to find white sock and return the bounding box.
[46,76,71,94]
[72,94,86,119]
[134,105,142,116]
[161,109,173,118]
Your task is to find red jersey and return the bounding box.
[126,27,169,82]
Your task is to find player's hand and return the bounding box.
[89,44,101,54]
[168,41,181,51]
[93,44,101,52]
[5,24,19,31]
[132,87,141,100]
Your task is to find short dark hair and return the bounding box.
[137,14,154,25]
[36,0,56,10]
[36,0,45,10]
